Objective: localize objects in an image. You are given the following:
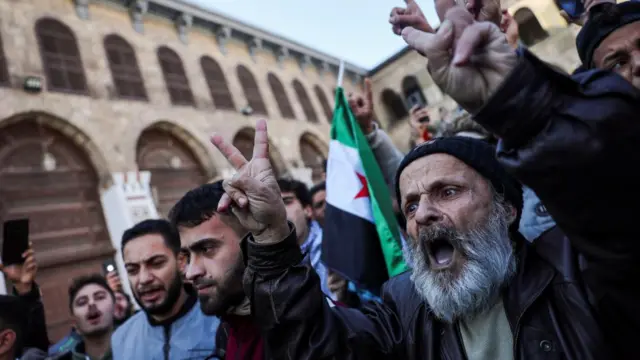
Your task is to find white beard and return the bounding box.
[404,199,516,323]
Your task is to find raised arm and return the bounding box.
[209,119,405,359]
[473,49,640,249]
[401,4,640,259]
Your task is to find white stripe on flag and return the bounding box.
[326,139,374,223]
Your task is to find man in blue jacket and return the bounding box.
[111,219,219,360]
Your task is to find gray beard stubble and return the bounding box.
[404,197,517,323]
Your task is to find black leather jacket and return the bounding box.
[242,51,640,360]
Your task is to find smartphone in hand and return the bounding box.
[102,259,116,275]
[2,219,30,266]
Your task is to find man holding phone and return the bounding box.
[1,219,49,354]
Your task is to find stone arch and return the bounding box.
[299,132,328,183]
[514,8,548,46]
[0,113,114,342]
[136,121,215,217]
[232,127,287,177]
[0,111,110,184]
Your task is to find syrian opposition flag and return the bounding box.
[322,86,409,294]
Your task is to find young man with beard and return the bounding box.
[168,181,259,360]
[111,219,219,360]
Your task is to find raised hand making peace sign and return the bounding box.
[210,119,289,244]
[402,6,517,114]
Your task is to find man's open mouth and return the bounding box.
[139,287,164,302]
[86,310,102,323]
[425,237,457,269]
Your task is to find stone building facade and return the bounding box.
[0,0,366,340]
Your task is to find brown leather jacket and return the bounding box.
[242,51,640,360]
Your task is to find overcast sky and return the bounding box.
[184,0,441,69]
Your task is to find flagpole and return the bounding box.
[337,60,345,88]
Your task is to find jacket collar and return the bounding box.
[145,284,198,327]
[71,341,113,360]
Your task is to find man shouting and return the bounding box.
[206,4,640,359]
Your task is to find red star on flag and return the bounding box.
[354,172,369,199]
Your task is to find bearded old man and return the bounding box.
[204,1,640,359]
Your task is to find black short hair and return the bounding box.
[68,274,115,314]
[309,181,326,200]
[122,219,181,254]
[277,178,311,207]
[0,295,26,354]
[169,180,226,229]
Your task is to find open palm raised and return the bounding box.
[210,119,289,244]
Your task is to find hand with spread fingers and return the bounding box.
[210,119,289,244]
[347,78,376,134]
[401,5,518,114]
[0,244,38,295]
[390,0,434,35]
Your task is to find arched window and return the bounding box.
[267,73,295,119]
[381,89,407,124]
[157,46,194,106]
[514,8,548,46]
[299,133,328,183]
[293,80,318,123]
[402,76,427,110]
[237,65,267,115]
[104,34,146,100]
[0,33,8,86]
[35,18,88,94]
[200,56,235,110]
[314,86,333,122]
[137,127,207,217]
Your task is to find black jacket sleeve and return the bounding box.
[475,49,640,263]
[15,283,50,351]
[473,49,640,336]
[242,224,404,359]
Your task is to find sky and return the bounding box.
[184,0,441,70]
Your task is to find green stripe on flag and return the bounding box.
[330,87,409,277]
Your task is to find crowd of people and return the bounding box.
[1,0,640,358]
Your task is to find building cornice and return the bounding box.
[89,0,367,80]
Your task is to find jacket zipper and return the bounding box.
[512,285,548,360]
[163,325,172,360]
